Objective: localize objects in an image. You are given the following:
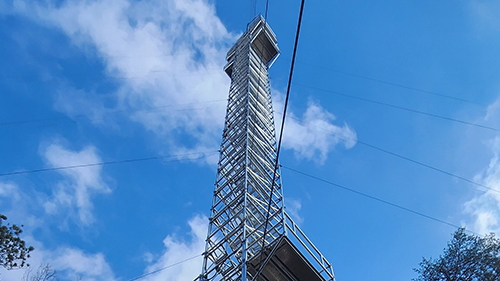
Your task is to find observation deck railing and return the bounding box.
[284,212,336,281]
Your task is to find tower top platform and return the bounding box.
[224,15,280,77]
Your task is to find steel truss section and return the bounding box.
[197,15,335,281]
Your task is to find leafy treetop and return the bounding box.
[414,228,500,281]
[0,214,34,269]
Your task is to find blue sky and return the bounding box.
[1,0,500,280]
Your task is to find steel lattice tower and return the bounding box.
[198,15,336,281]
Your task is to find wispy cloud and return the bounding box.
[41,141,111,227]
[0,237,117,281]
[469,0,500,32]
[273,92,357,164]
[0,214,206,281]
[485,98,500,122]
[1,148,204,281]
[8,0,356,165]
[141,215,207,281]
[464,136,500,234]
[50,247,116,281]
[462,93,500,234]
[286,197,304,225]
[11,0,233,157]
[0,181,20,202]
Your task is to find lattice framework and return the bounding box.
[199,15,335,281]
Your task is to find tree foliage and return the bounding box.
[21,263,83,281]
[414,228,500,281]
[23,264,58,281]
[0,214,34,269]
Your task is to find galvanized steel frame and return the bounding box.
[198,15,335,281]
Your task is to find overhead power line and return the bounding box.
[0,68,221,83]
[297,62,483,107]
[281,165,479,236]
[259,0,306,274]
[127,254,202,281]
[0,57,486,110]
[4,100,495,194]
[0,146,481,236]
[265,0,270,20]
[0,151,217,178]
[294,83,500,133]
[282,113,500,194]
[348,136,499,194]
[0,99,226,128]
[97,53,193,59]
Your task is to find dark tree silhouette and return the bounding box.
[414,228,500,281]
[0,214,34,269]
[23,264,58,281]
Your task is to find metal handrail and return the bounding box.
[284,212,336,281]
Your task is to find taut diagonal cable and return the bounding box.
[256,0,306,278]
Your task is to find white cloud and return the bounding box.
[0,181,20,201]
[285,197,304,225]
[41,141,111,227]
[0,176,203,281]
[10,0,232,157]
[0,181,43,233]
[141,215,207,281]
[469,0,500,32]
[485,98,500,123]
[463,94,500,235]
[464,136,500,234]
[9,0,356,165]
[0,142,115,280]
[0,238,116,281]
[283,102,357,163]
[273,92,357,164]
[50,248,116,281]
[53,85,110,125]
[0,215,206,281]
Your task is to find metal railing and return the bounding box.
[284,212,336,281]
